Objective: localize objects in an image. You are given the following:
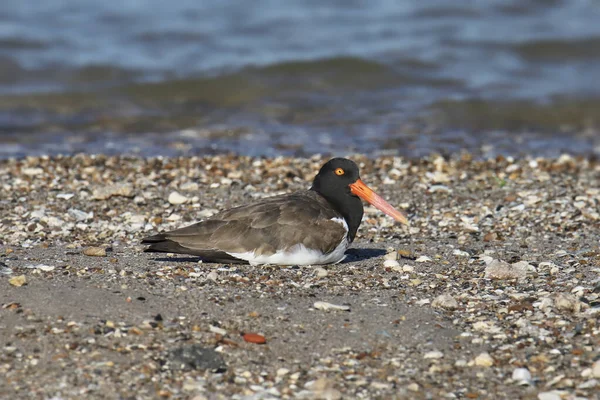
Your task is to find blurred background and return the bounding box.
[1,0,599,159]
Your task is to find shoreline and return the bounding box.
[1,154,599,399]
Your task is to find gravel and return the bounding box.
[1,153,599,399]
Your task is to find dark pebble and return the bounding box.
[166,344,226,372]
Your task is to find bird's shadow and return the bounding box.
[341,248,387,264]
[149,248,386,265]
[152,257,203,263]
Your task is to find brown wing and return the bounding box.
[142,191,348,261]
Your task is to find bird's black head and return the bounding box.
[310,158,364,241]
[310,157,360,199]
[311,157,409,241]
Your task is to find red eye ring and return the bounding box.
[335,168,345,176]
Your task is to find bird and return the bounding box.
[142,158,409,265]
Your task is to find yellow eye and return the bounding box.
[335,168,345,176]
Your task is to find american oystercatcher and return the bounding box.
[142,158,408,265]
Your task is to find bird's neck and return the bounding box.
[311,188,363,242]
[341,203,363,242]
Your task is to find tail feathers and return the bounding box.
[141,234,168,244]
[143,239,191,255]
[142,237,247,264]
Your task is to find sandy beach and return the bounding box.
[1,154,599,399]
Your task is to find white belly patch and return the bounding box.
[227,217,349,266]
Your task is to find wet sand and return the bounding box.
[1,154,599,399]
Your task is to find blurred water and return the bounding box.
[1,0,599,158]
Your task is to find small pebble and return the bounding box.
[592,360,600,378]
[206,271,218,282]
[307,378,342,400]
[383,259,400,268]
[22,167,44,176]
[92,183,134,200]
[406,383,419,392]
[167,344,226,371]
[180,182,199,192]
[83,247,107,257]
[9,275,27,287]
[577,379,597,389]
[209,325,227,336]
[537,392,562,400]
[554,293,581,313]
[68,208,93,221]
[484,259,527,280]
[313,301,350,312]
[0,262,13,275]
[483,232,498,242]
[397,249,414,259]
[25,264,55,272]
[512,368,532,384]
[370,381,391,390]
[242,333,266,344]
[423,351,444,359]
[455,359,468,367]
[474,352,494,367]
[402,265,414,272]
[432,294,459,310]
[168,191,189,205]
[453,249,470,257]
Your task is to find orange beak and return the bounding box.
[349,179,409,225]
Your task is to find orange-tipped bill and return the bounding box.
[350,179,409,225]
